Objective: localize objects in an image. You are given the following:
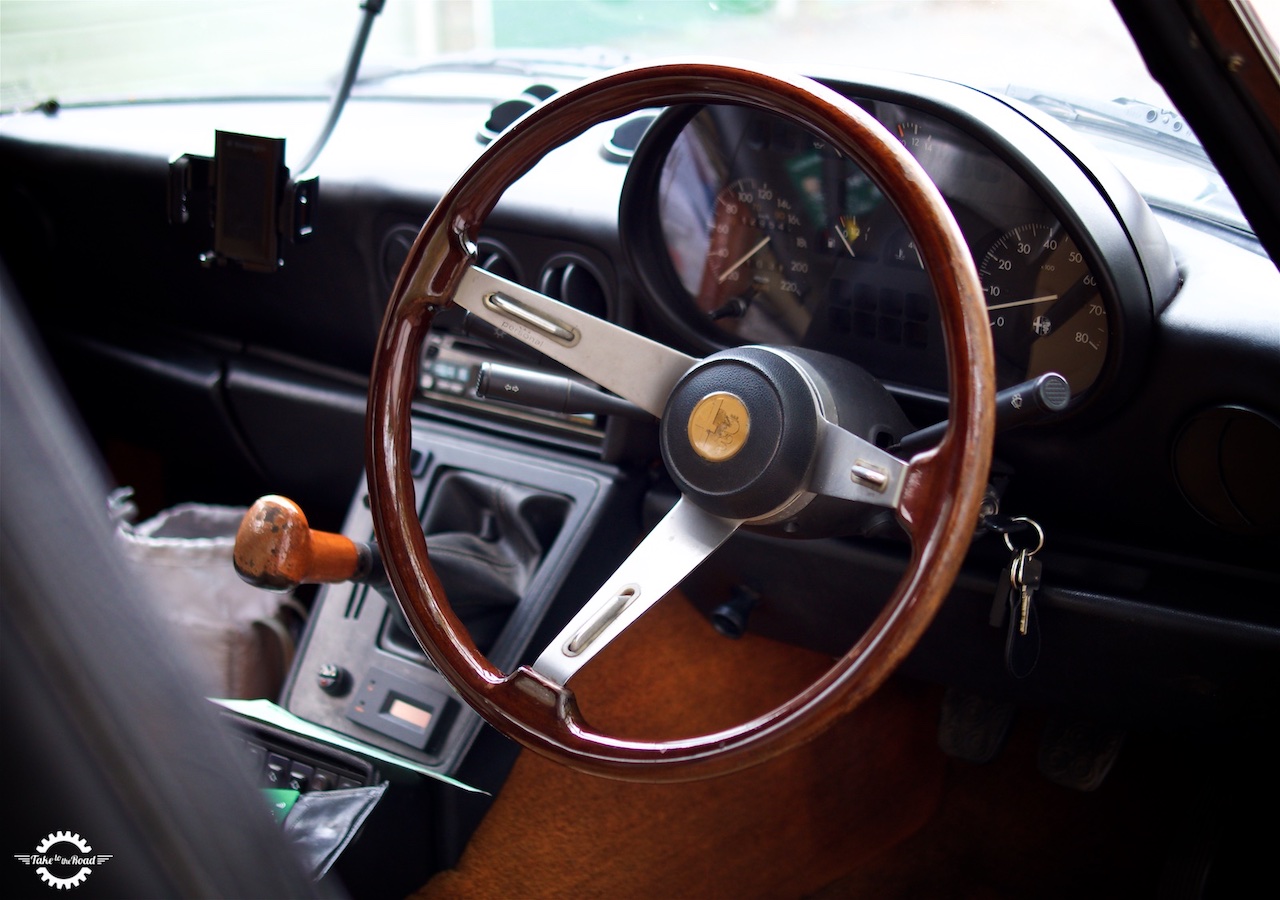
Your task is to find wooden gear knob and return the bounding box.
[233,495,364,591]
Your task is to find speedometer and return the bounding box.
[979,223,1109,397]
[697,177,814,344]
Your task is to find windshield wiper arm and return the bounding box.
[354,48,628,88]
[1004,86,1207,159]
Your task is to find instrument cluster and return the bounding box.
[619,84,1133,413]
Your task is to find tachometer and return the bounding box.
[979,223,1109,396]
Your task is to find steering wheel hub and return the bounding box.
[661,347,821,521]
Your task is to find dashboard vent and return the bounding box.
[601,112,657,163]
[539,255,608,320]
[476,238,523,284]
[379,223,420,297]
[478,84,558,145]
[382,227,524,298]
[1171,405,1280,535]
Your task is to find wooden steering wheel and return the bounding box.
[367,61,995,782]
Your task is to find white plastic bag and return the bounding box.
[111,488,303,699]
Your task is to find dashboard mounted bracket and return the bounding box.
[168,131,317,273]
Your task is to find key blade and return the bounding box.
[1018,586,1032,635]
[1020,556,1043,590]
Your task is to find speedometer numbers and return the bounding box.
[979,223,1108,397]
[698,178,814,344]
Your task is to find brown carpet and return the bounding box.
[418,593,946,899]
[416,594,1172,898]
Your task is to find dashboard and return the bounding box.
[1,63,1277,785]
[7,0,1280,882]
[5,0,1280,882]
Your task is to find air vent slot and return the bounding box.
[1172,405,1280,535]
[379,223,420,296]
[478,83,558,145]
[383,227,523,293]
[539,255,608,320]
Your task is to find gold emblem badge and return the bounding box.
[688,392,750,462]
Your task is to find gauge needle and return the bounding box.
[987,293,1058,311]
[835,219,857,257]
[717,235,771,284]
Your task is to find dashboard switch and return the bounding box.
[318,663,352,697]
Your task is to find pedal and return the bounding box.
[1037,717,1125,791]
[937,686,1016,764]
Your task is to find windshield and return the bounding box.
[1,0,1164,107]
[0,0,1258,232]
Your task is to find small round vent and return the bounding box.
[478,84,558,145]
[476,238,523,284]
[1171,405,1280,535]
[601,112,657,163]
[539,255,608,320]
[381,228,522,297]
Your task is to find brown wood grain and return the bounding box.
[367,61,995,780]
[1192,0,1280,131]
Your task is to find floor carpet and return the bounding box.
[419,593,946,899]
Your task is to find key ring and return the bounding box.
[1009,551,1025,591]
[1002,516,1044,556]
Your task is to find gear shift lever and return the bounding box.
[234,495,383,592]
[235,484,565,656]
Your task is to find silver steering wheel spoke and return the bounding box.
[808,415,908,510]
[454,265,698,418]
[531,498,742,686]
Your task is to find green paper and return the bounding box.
[261,787,300,823]
[213,697,486,794]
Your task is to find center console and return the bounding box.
[280,417,641,776]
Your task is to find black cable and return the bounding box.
[294,0,387,176]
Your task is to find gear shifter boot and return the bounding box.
[383,470,568,655]
[425,474,550,608]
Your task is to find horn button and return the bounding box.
[661,347,822,521]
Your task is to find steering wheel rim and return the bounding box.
[368,60,995,782]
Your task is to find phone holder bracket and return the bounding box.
[168,131,316,273]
